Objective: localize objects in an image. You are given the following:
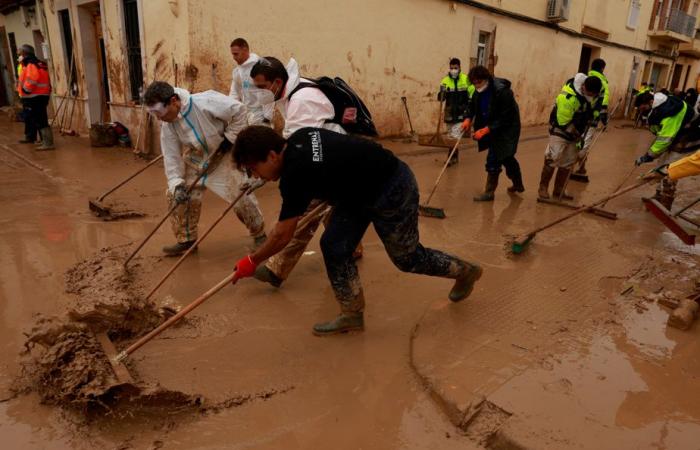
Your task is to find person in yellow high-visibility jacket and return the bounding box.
[439,58,474,165]
[635,92,695,209]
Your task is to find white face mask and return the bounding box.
[476,82,489,93]
[584,94,594,103]
[449,69,459,78]
[247,83,282,107]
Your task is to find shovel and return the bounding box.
[418,131,465,219]
[89,154,163,218]
[115,271,240,364]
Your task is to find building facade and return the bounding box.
[2,0,700,143]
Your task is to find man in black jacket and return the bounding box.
[231,126,483,336]
[460,66,523,201]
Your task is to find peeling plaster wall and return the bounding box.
[178,0,662,134]
[38,0,698,138]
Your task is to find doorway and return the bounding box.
[578,44,600,73]
[670,64,683,92]
[77,2,110,124]
[0,27,13,106]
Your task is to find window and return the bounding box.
[123,0,143,102]
[477,32,490,67]
[627,0,642,29]
[58,9,77,95]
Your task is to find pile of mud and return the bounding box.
[16,245,291,419]
[16,245,177,414]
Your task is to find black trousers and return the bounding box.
[320,161,473,311]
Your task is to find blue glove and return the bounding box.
[635,153,654,166]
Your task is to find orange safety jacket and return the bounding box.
[19,60,51,97]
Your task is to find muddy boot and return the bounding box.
[36,127,55,151]
[162,240,197,256]
[473,173,499,202]
[312,312,364,336]
[449,261,483,302]
[19,136,36,144]
[538,164,555,199]
[253,264,283,288]
[552,168,574,201]
[574,160,587,176]
[507,173,525,193]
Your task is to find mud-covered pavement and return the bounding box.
[0,117,699,449]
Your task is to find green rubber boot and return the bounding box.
[312,312,364,336]
[253,264,283,288]
[449,263,483,302]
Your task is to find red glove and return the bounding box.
[473,127,490,140]
[460,118,472,131]
[234,255,257,279]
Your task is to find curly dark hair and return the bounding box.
[233,126,286,170]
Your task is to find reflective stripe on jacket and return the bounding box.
[19,61,51,97]
[440,73,475,95]
[649,101,687,156]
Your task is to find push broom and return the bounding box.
[418,130,465,219]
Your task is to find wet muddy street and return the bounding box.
[1,118,699,449]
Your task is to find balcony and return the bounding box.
[679,32,700,57]
[648,8,697,43]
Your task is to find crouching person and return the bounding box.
[231,126,483,335]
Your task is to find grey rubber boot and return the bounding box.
[253,264,283,288]
[36,127,55,151]
[538,164,555,199]
[449,262,483,302]
[162,240,197,256]
[312,291,365,336]
[473,172,499,202]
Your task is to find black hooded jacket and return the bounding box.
[466,77,521,158]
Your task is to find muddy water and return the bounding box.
[1,117,698,449]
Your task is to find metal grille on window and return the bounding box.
[123,0,143,102]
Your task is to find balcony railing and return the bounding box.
[661,8,697,37]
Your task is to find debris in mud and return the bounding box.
[461,399,512,446]
[15,245,292,420]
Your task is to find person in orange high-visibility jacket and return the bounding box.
[18,44,54,150]
[16,55,38,144]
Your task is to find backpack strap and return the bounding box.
[287,82,318,101]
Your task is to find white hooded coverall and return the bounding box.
[229,53,274,126]
[161,88,265,243]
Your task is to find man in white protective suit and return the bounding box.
[144,81,266,256]
[229,37,273,126]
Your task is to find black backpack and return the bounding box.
[288,77,378,136]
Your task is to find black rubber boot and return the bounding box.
[449,262,483,302]
[447,148,460,167]
[19,137,36,144]
[253,233,267,250]
[538,164,555,199]
[253,264,283,288]
[312,312,364,336]
[162,240,197,256]
[473,173,499,202]
[552,168,574,201]
[507,173,525,193]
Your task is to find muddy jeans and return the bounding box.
[265,200,333,279]
[544,135,579,169]
[321,161,473,312]
[167,163,265,244]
